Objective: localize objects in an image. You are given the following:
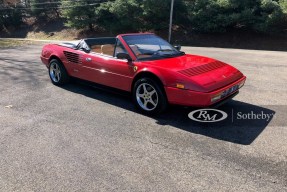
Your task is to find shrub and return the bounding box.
[186,0,286,33]
[60,0,287,34]
[0,5,22,30]
[107,0,143,32]
[252,0,284,33]
[30,0,61,21]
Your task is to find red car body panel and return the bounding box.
[41,33,246,107]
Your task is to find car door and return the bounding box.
[80,39,135,91]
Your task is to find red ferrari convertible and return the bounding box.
[41,33,246,114]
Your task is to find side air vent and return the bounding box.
[63,51,81,64]
[178,61,226,77]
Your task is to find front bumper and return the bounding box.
[165,76,246,107]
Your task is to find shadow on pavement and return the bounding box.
[156,102,275,145]
[61,80,275,145]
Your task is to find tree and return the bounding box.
[62,0,102,30]
[186,0,286,33]
[93,0,187,33]
[142,0,187,31]
[0,0,23,31]
[253,0,285,33]
[94,1,117,33]
[60,0,287,34]
[105,0,143,32]
[30,0,61,20]
[280,0,287,13]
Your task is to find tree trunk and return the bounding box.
[89,23,93,31]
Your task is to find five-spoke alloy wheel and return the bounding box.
[133,78,167,114]
[136,83,158,111]
[49,59,69,85]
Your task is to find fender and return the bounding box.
[134,67,167,86]
[42,44,64,66]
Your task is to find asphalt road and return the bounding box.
[0,44,286,191]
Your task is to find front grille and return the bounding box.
[179,61,226,77]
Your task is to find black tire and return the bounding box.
[133,78,167,115]
[48,59,70,85]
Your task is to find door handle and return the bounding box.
[86,58,92,62]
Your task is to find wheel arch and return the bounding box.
[131,71,169,114]
[48,55,70,85]
[131,71,166,93]
[48,55,69,72]
[48,55,62,66]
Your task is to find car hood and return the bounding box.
[141,54,244,92]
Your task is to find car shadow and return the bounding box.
[156,103,275,145]
[60,80,275,145]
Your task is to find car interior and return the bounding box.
[84,38,120,57]
[88,44,115,56]
[82,38,151,59]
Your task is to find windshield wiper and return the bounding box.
[153,49,185,58]
[178,51,185,55]
[154,49,174,54]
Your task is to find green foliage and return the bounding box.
[61,0,99,30]
[104,0,143,32]
[186,0,225,32]
[141,0,172,30]
[253,0,284,33]
[94,2,116,32]
[62,0,187,33]
[185,0,259,32]
[279,0,287,13]
[1,0,287,34]
[0,3,22,30]
[95,0,171,32]
[142,0,187,30]
[30,0,61,20]
[186,0,286,33]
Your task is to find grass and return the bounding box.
[26,28,79,41]
[0,39,40,48]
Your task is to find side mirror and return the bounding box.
[174,45,181,51]
[116,53,132,61]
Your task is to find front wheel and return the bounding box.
[49,59,69,85]
[133,78,167,115]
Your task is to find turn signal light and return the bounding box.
[176,83,185,89]
[239,80,245,88]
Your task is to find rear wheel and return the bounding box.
[133,78,167,115]
[49,59,69,85]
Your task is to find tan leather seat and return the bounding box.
[101,44,115,56]
[129,45,141,56]
[90,45,102,53]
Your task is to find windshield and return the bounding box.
[122,34,184,60]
